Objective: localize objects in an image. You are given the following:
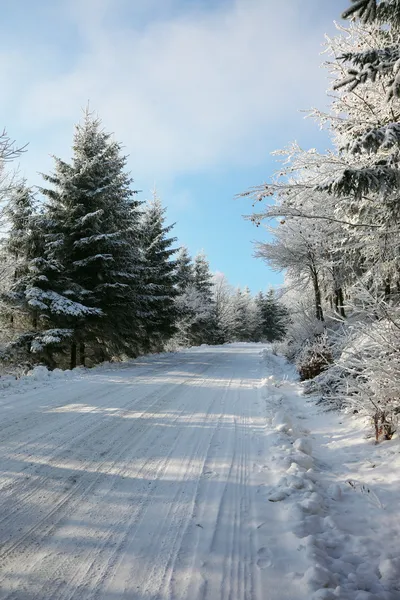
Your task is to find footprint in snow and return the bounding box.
[202,469,216,479]
[256,547,273,569]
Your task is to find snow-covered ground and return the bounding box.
[0,344,398,599]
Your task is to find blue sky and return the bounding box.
[2,0,349,292]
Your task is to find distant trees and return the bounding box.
[171,255,288,347]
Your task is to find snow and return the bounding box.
[0,343,398,599]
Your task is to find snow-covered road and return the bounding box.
[0,344,283,600]
[1,344,399,600]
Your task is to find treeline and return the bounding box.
[0,111,288,369]
[243,0,400,441]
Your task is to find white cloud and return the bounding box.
[6,0,335,181]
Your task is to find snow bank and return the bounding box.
[259,345,400,600]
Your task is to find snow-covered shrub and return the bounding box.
[334,315,400,441]
[273,283,326,362]
[296,332,333,381]
[302,362,347,408]
[303,303,400,440]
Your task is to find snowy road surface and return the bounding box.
[1,344,399,600]
[0,344,287,600]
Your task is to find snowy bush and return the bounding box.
[335,316,400,441]
[275,285,325,362]
[296,332,333,381]
[303,306,400,441]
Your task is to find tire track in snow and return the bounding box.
[0,359,214,536]
[86,369,233,600]
[0,361,215,573]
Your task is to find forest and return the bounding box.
[0,112,288,371]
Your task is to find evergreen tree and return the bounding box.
[140,192,178,352]
[246,287,263,340]
[2,182,36,286]
[37,110,147,366]
[175,246,193,294]
[340,1,400,99]
[1,182,96,368]
[191,251,217,344]
[173,251,217,346]
[231,288,249,341]
[324,2,400,198]
[1,182,37,334]
[212,272,236,342]
[255,290,290,342]
[193,251,214,301]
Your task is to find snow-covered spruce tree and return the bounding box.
[173,250,217,346]
[230,287,260,342]
[323,3,400,200]
[191,251,218,344]
[255,289,289,343]
[140,192,178,352]
[1,191,98,369]
[39,110,147,366]
[1,182,35,289]
[0,183,38,338]
[316,20,400,300]
[212,272,236,342]
[0,133,28,297]
[175,246,194,294]
[193,251,214,301]
[340,1,400,101]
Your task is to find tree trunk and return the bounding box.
[311,269,324,321]
[334,288,346,318]
[70,342,77,370]
[338,288,346,318]
[79,342,86,367]
[384,278,391,301]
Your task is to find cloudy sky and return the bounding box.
[2,0,348,291]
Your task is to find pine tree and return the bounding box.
[2,182,36,286]
[324,2,400,198]
[191,251,217,344]
[231,288,250,341]
[1,182,96,368]
[193,251,214,301]
[260,289,290,342]
[38,110,147,366]
[173,251,217,346]
[175,246,193,294]
[140,192,178,352]
[1,182,37,334]
[340,1,400,99]
[212,272,236,342]
[246,287,263,341]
